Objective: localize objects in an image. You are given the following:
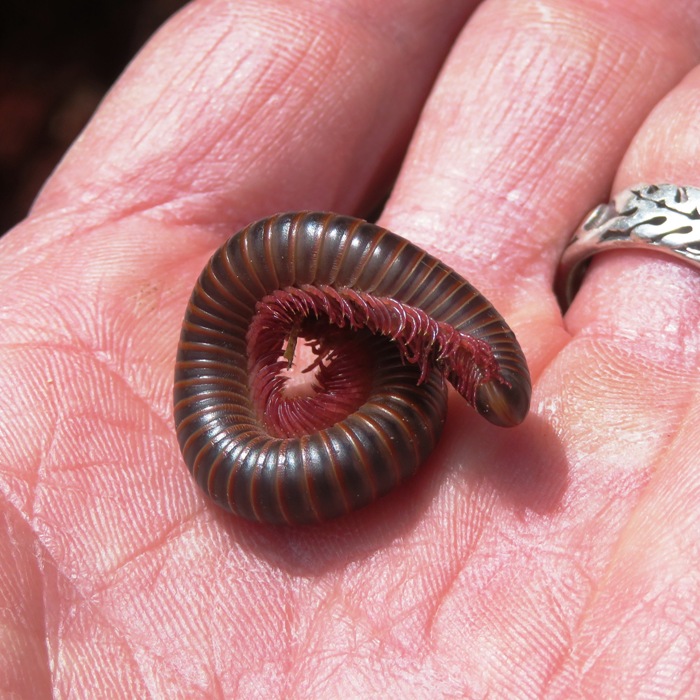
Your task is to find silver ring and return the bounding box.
[556,183,700,308]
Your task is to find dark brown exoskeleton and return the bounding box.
[174,212,530,524]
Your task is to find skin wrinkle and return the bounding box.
[9,362,180,594]
[0,359,63,520]
[92,506,205,593]
[576,593,667,689]
[422,547,469,646]
[105,584,212,695]
[217,38,325,146]
[550,406,698,692]
[52,605,149,696]
[622,69,700,179]
[499,579,570,694]
[538,561,601,692]
[33,1,473,233]
[6,280,176,431]
[36,538,130,669]
[419,478,502,645]
[98,7,248,163]
[500,486,628,687]
[591,390,697,586]
[1,339,165,452]
[530,584,584,685]
[386,1,698,292]
[126,43,218,152]
[581,324,700,377]
[223,44,351,189]
[29,547,56,696]
[280,591,315,675]
[336,561,432,662]
[484,41,637,261]
[39,23,289,212]
[0,505,52,686]
[527,0,700,60]
[58,345,174,434]
[284,625,343,697]
[0,285,84,344]
[383,571,434,639]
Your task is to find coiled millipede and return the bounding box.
[174,212,531,524]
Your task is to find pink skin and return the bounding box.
[2,0,700,696]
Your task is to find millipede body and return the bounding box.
[173,212,531,524]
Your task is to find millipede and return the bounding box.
[173,211,531,524]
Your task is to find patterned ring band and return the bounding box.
[556,183,700,309]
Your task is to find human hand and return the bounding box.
[2,0,699,697]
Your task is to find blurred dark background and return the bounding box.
[0,0,189,235]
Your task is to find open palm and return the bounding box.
[2,1,699,697]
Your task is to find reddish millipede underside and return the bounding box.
[174,212,531,524]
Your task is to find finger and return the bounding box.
[373,6,700,692]
[381,0,700,325]
[30,0,480,234]
[564,67,700,365]
[550,67,700,696]
[569,66,700,330]
[560,67,700,472]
